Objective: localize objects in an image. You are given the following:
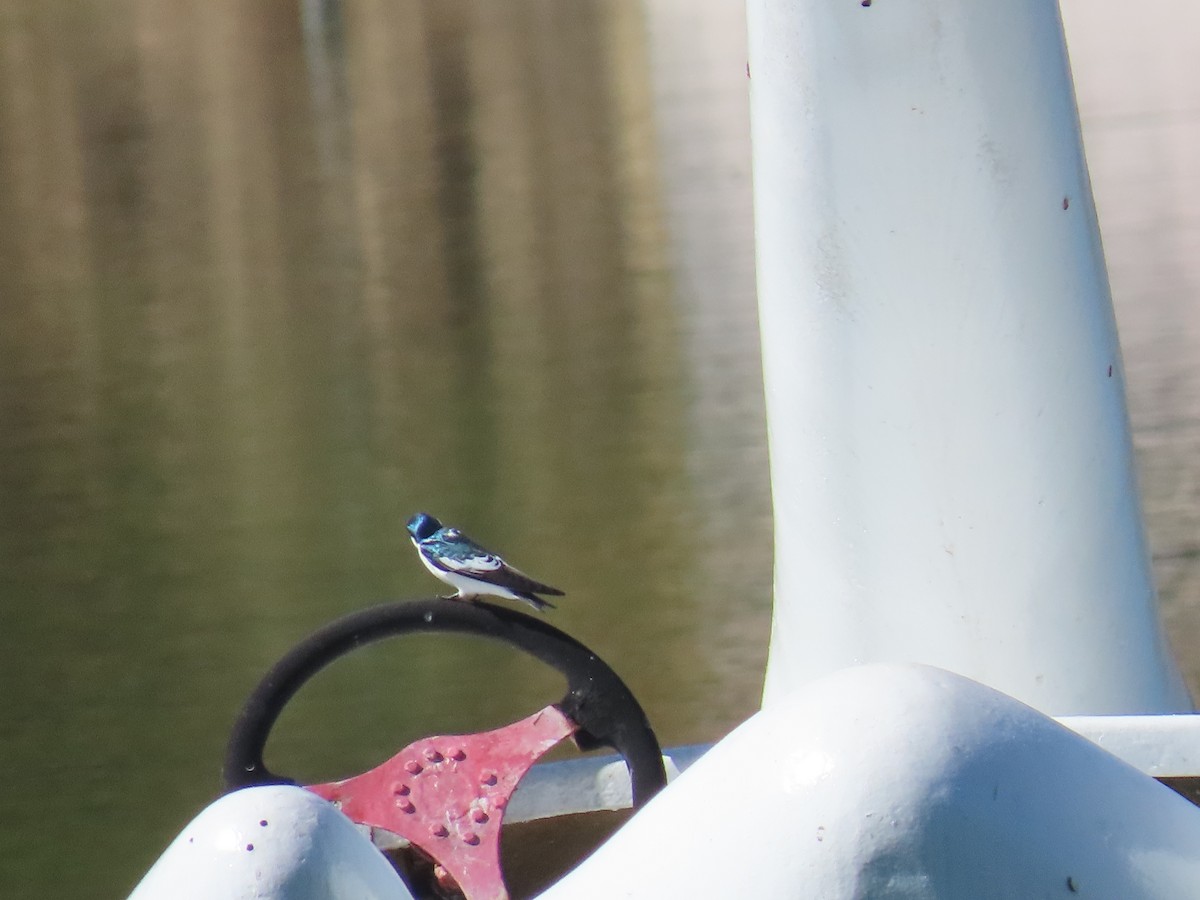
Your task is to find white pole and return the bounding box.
[747,0,1191,714]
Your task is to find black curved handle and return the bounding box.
[223,598,667,807]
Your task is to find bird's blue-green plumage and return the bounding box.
[405,512,564,611]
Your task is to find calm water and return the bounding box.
[0,2,1195,897]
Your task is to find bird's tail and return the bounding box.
[517,592,556,613]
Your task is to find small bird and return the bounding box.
[406,512,565,612]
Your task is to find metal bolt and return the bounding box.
[481,772,497,786]
[424,748,444,763]
[461,831,480,845]
[430,824,449,838]
[405,760,423,775]
[449,748,466,761]
[399,800,416,814]
[393,783,410,797]
[472,808,488,824]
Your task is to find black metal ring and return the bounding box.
[223,598,667,808]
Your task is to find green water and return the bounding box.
[0,1,1197,897]
[0,3,768,894]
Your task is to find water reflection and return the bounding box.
[0,1,767,894]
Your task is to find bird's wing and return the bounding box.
[486,560,565,596]
[423,531,564,595]
[433,549,505,576]
[422,531,505,576]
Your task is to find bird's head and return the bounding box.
[406,512,442,541]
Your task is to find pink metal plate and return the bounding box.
[307,704,577,899]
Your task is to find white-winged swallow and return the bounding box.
[406,512,565,612]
